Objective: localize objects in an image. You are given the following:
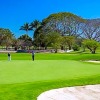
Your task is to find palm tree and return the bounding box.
[30,20,42,39]
[20,23,32,34]
[30,20,41,31]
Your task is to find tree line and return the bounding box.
[0,12,100,54]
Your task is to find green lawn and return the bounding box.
[0,53,100,100]
[0,60,100,84]
[1,52,100,60]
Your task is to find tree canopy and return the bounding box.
[0,12,100,54]
[34,12,85,37]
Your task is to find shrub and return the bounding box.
[72,44,80,51]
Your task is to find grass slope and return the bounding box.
[0,76,100,100]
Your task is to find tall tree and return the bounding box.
[83,39,99,54]
[62,36,75,50]
[30,20,41,39]
[18,34,32,41]
[46,32,62,53]
[18,34,33,50]
[33,33,47,49]
[0,28,14,49]
[39,12,85,37]
[30,20,41,30]
[82,19,100,41]
[20,23,32,34]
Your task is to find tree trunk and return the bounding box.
[55,49,57,53]
[68,45,71,50]
[6,46,8,50]
[91,50,95,54]
[61,46,64,50]
[83,47,85,52]
[45,46,47,50]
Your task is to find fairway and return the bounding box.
[0,53,100,100]
[0,60,100,84]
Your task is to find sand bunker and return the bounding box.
[86,60,100,63]
[37,84,100,100]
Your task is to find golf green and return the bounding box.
[0,60,100,84]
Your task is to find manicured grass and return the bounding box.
[0,60,100,84]
[0,76,100,100]
[0,53,100,100]
[0,52,100,60]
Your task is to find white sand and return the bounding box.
[37,84,100,100]
[86,60,100,63]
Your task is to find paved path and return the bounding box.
[37,84,100,100]
[0,50,16,53]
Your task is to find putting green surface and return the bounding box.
[0,60,100,84]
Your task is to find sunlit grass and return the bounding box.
[0,53,100,100]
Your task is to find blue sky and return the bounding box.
[0,0,100,38]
